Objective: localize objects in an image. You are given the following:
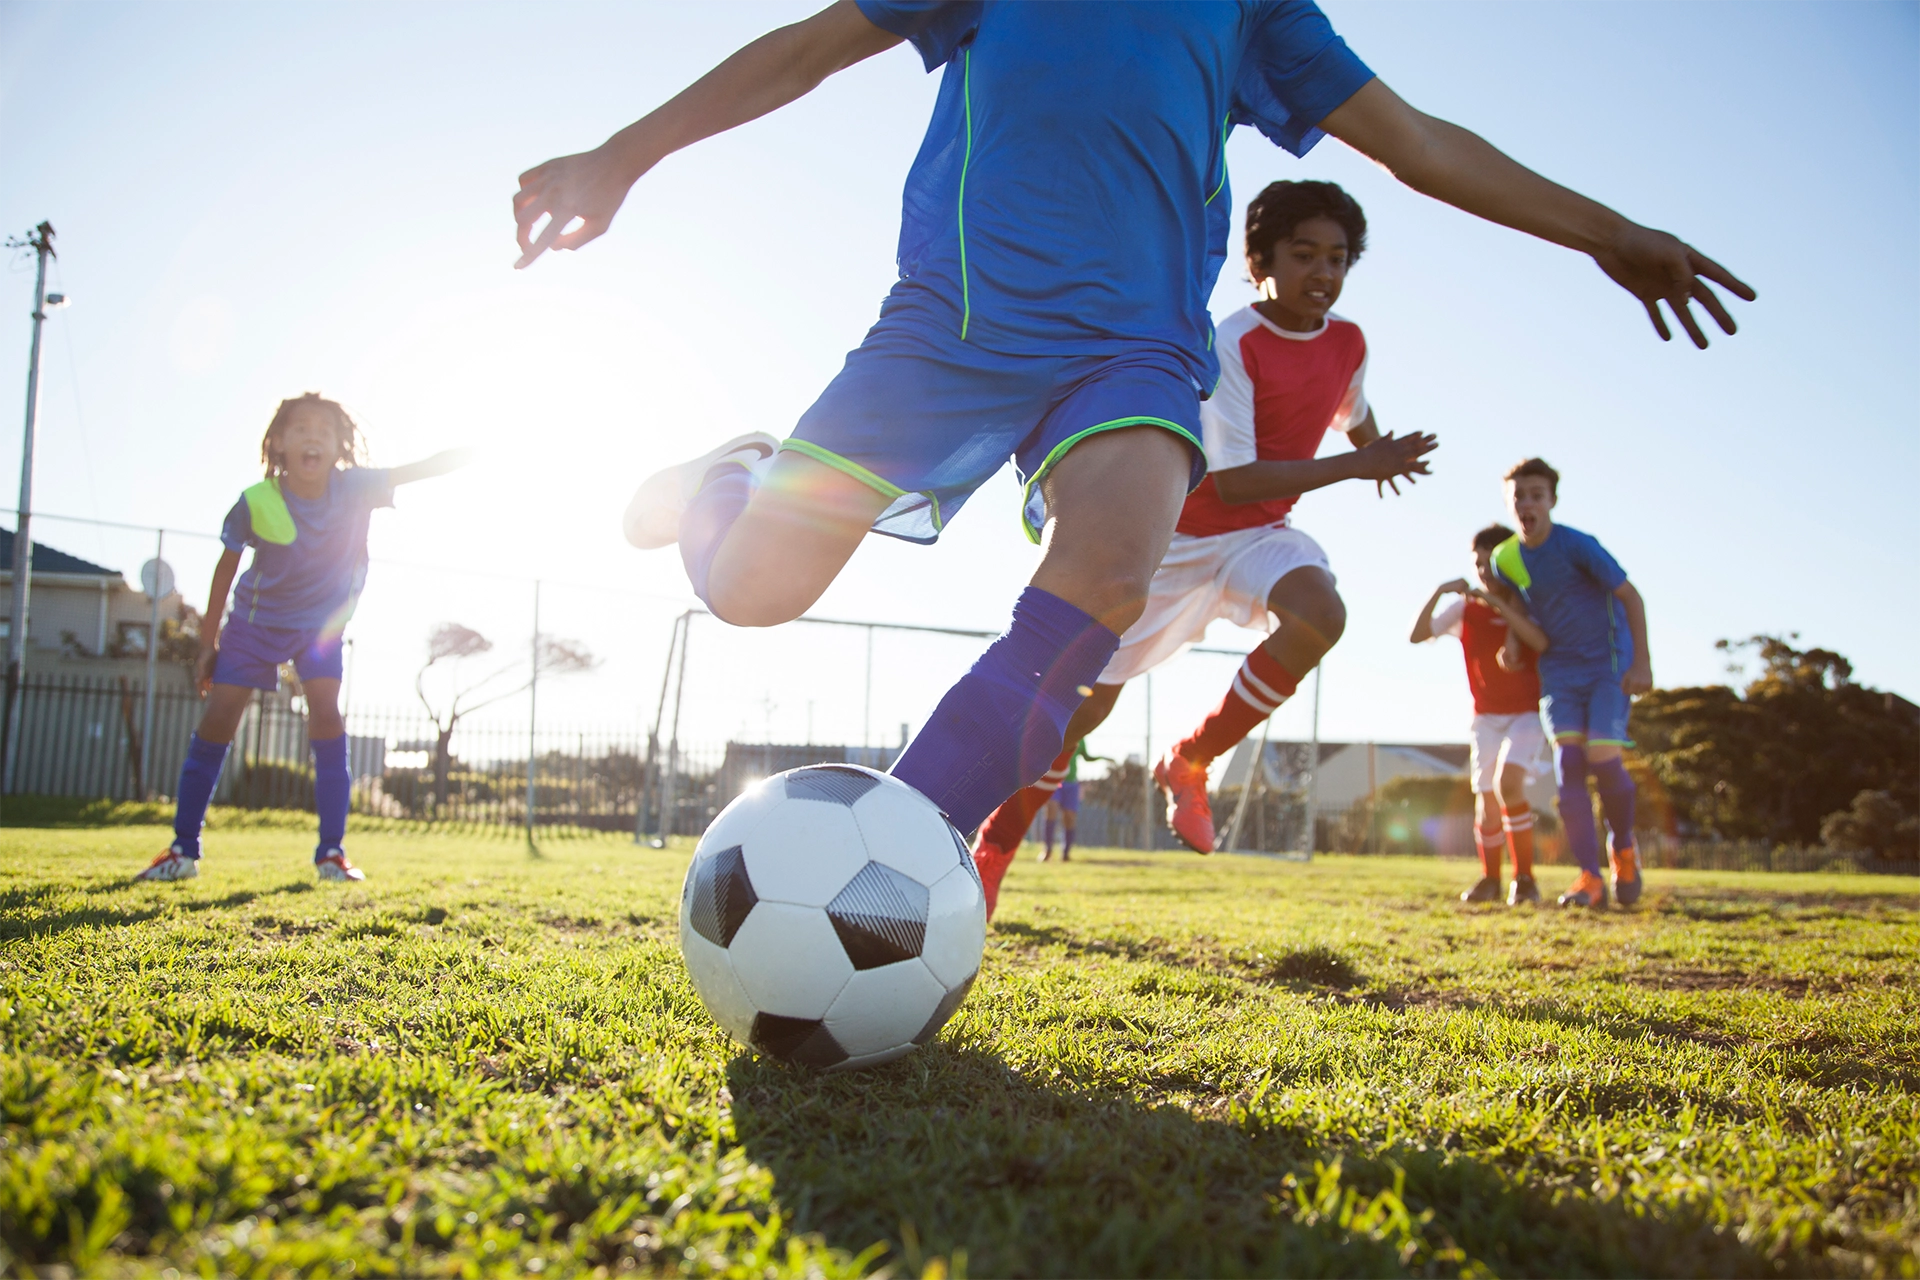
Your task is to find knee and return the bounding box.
[308,710,345,740]
[1066,566,1156,636]
[705,578,806,629]
[1273,581,1346,649]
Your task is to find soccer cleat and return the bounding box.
[315,849,366,882]
[1037,847,1053,863]
[972,837,1016,920]
[1610,846,1643,907]
[1557,870,1609,909]
[136,845,199,882]
[1507,874,1541,906]
[1459,875,1501,904]
[1153,751,1215,853]
[622,431,780,549]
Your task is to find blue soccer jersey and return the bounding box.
[854,0,1373,391]
[1493,525,1633,685]
[220,467,394,637]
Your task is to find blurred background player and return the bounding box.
[1495,459,1650,908]
[972,179,1433,897]
[513,2,1750,913]
[1036,739,1106,863]
[136,395,468,884]
[1411,522,1551,905]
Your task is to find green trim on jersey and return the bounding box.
[242,479,298,546]
[779,440,946,535]
[1492,535,1531,593]
[1205,116,1230,205]
[1019,415,1202,545]
[957,47,975,341]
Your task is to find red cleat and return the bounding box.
[972,837,1017,920]
[1153,751,1215,854]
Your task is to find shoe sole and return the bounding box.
[623,433,779,549]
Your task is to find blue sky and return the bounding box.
[1,0,1914,764]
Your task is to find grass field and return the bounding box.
[2,827,1916,1278]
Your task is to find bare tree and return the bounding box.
[415,622,598,808]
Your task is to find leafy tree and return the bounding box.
[1632,634,1917,844]
[1820,790,1919,861]
[415,623,598,809]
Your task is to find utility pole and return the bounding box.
[2,222,56,796]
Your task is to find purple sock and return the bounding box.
[172,733,229,857]
[679,464,754,607]
[892,587,1116,834]
[1043,813,1057,854]
[312,735,350,855]
[1592,756,1637,855]
[1063,825,1075,857]
[1555,742,1601,875]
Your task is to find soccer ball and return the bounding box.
[678,764,987,1071]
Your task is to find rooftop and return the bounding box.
[0,527,122,578]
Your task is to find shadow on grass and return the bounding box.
[992,920,1365,992]
[728,1045,1794,1279]
[0,880,315,941]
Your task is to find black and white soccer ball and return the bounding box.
[678,764,987,1071]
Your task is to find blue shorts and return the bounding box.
[212,615,344,691]
[787,315,1207,545]
[1540,671,1634,749]
[1054,781,1081,812]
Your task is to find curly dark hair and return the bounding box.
[1244,180,1367,268]
[1472,522,1516,553]
[259,393,365,478]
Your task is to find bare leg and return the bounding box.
[1031,426,1193,634]
[194,684,257,744]
[705,451,892,627]
[1261,566,1347,677]
[302,678,344,740]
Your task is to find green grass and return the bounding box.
[2,829,1916,1278]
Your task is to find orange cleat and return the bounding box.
[1610,845,1643,907]
[1557,869,1609,909]
[1153,751,1215,854]
[972,837,1017,920]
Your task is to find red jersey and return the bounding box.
[1176,305,1369,538]
[1434,597,1540,715]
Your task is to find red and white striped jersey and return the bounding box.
[1176,305,1368,538]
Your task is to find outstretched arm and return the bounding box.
[1409,579,1468,644]
[388,448,476,488]
[514,1,902,268]
[196,548,242,697]
[1213,414,1436,506]
[1320,80,1755,348]
[1615,580,1652,694]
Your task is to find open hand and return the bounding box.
[513,146,642,269]
[1353,430,1438,497]
[195,647,218,698]
[1592,223,1755,348]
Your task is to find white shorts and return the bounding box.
[1100,523,1332,685]
[1470,711,1551,793]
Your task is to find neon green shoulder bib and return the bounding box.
[1492,535,1531,592]
[242,479,297,546]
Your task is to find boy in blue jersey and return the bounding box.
[137,394,467,884]
[1493,458,1649,908]
[513,1,1750,844]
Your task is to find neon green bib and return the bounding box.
[1492,535,1531,592]
[242,479,298,546]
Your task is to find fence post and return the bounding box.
[526,580,540,847]
[1139,672,1153,850]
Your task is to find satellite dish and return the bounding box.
[140,558,175,600]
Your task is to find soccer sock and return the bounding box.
[311,735,350,855]
[1175,646,1300,766]
[1502,803,1536,879]
[171,733,230,857]
[1042,812,1056,854]
[678,464,755,607]
[1555,742,1602,876]
[1063,823,1075,857]
[1474,822,1506,879]
[977,767,1067,855]
[1592,757,1638,857]
[892,587,1117,835]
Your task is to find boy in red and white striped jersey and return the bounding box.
[971,181,1436,903]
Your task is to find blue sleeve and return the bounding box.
[341,467,396,511]
[1576,532,1628,591]
[854,0,980,72]
[1232,1,1375,157]
[219,498,251,553]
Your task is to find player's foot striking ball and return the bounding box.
[680,766,986,1071]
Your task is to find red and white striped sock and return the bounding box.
[1175,647,1301,767]
[1502,803,1536,879]
[976,745,1074,852]
[1474,824,1507,879]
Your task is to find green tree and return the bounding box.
[1631,635,1917,844]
